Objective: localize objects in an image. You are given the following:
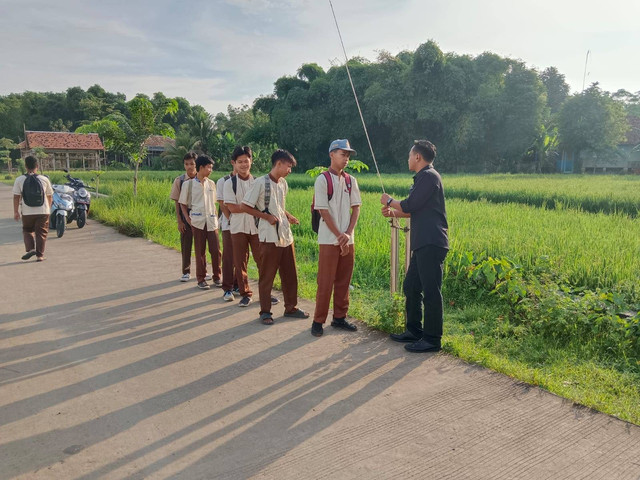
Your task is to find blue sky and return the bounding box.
[1,0,638,115]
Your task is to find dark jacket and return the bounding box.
[399,164,449,251]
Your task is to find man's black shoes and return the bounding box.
[404,339,441,353]
[311,321,324,337]
[389,331,420,343]
[331,317,357,331]
[21,250,36,260]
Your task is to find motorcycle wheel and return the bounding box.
[49,211,57,229]
[77,209,86,228]
[56,214,65,238]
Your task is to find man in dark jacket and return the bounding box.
[380,140,449,352]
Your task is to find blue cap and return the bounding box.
[329,139,356,155]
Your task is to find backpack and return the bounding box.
[22,173,45,207]
[311,171,352,233]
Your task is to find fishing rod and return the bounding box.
[327,0,387,196]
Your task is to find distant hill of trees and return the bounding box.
[1,40,638,173]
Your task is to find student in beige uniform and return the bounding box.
[12,156,53,261]
[311,139,362,337]
[169,152,197,281]
[217,163,238,300]
[241,149,309,325]
[178,155,221,290]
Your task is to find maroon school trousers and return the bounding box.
[258,242,298,314]
[192,224,221,284]
[221,230,237,291]
[313,244,355,323]
[180,227,193,275]
[232,233,261,298]
[22,214,49,258]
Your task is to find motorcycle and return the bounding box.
[49,184,75,238]
[64,173,92,228]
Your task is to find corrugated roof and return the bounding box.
[24,131,104,151]
[143,135,175,148]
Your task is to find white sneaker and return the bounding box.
[223,290,234,302]
[180,273,190,282]
[204,274,213,281]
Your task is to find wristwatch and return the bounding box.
[386,197,393,206]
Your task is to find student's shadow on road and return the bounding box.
[2,324,422,479]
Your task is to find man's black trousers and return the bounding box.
[403,244,448,346]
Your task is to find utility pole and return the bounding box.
[582,50,591,92]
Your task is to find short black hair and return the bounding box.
[412,140,436,162]
[25,156,38,170]
[195,155,214,171]
[183,151,197,161]
[232,146,252,161]
[271,149,297,166]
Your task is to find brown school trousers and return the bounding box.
[180,226,193,275]
[258,242,298,315]
[313,244,355,323]
[221,229,237,291]
[192,224,221,284]
[232,232,261,297]
[22,214,49,258]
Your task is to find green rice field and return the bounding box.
[9,170,640,424]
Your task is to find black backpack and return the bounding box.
[22,173,45,207]
[311,171,352,233]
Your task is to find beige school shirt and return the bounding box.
[314,172,362,245]
[12,174,54,215]
[178,176,219,231]
[216,175,231,232]
[223,175,258,235]
[169,173,195,202]
[242,175,293,247]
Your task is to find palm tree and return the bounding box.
[161,130,199,169]
[185,109,215,155]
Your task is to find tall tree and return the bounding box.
[558,84,629,171]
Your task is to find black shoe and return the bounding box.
[311,321,324,337]
[330,317,357,332]
[404,339,441,353]
[389,331,420,343]
[21,250,36,260]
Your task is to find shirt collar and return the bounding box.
[413,164,433,180]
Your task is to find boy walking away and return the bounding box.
[311,139,362,337]
[224,146,281,307]
[12,156,53,261]
[242,149,309,325]
[217,161,238,300]
[170,151,197,282]
[179,155,221,290]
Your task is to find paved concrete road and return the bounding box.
[1,183,639,480]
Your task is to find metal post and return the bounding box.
[390,217,400,293]
[404,218,411,273]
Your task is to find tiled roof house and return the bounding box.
[19,131,104,171]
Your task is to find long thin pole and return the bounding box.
[328,0,386,194]
[582,50,590,92]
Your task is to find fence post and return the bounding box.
[390,217,400,294]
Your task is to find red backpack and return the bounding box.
[311,170,352,233]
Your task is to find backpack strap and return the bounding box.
[343,172,352,194]
[186,178,193,210]
[231,175,238,195]
[263,175,271,212]
[322,170,334,201]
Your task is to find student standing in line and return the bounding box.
[179,155,221,290]
[170,152,197,282]
[12,156,53,262]
[310,139,362,337]
[217,161,238,299]
[380,140,449,352]
[241,149,309,325]
[224,146,280,307]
